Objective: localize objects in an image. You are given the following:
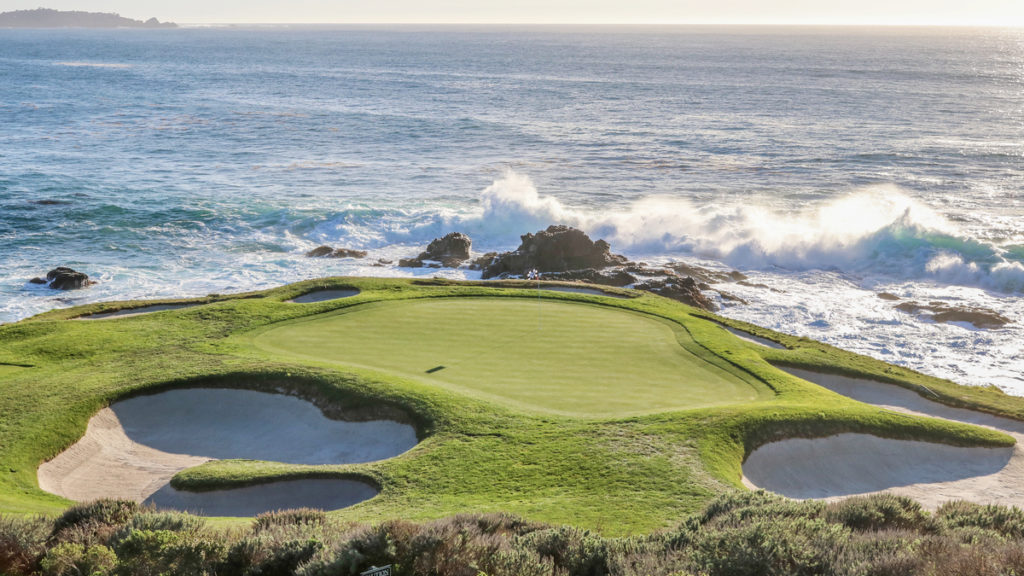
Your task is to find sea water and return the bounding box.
[1,26,1022,391]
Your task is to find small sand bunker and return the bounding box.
[81,303,200,319]
[288,289,360,303]
[743,368,1024,508]
[724,326,786,349]
[147,479,379,517]
[39,389,417,514]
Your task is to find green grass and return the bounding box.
[0,277,1020,535]
[252,297,770,416]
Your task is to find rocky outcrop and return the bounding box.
[31,267,94,290]
[481,226,627,279]
[634,277,716,311]
[400,233,473,268]
[895,301,1010,330]
[538,269,637,287]
[305,245,367,259]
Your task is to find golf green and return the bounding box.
[253,297,769,416]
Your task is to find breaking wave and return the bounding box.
[310,171,1024,293]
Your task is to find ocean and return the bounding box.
[1,25,1022,391]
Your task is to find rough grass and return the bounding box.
[0,277,1018,536]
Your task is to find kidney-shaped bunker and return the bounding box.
[39,388,418,514]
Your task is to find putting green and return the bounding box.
[253,298,769,416]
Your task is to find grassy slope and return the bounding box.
[0,277,1018,536]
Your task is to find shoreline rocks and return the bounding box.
[399,232,472,268]
[481,225,628,279]
[305,245,368,259]
[895,301,1010,330]
[30,267,94,290]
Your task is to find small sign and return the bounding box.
[360,566,392,576]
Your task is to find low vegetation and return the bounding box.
[6,493,1024,576]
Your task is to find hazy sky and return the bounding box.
[2,0,1022,26]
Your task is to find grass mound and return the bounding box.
[253,298,769,416]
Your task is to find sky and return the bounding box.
[1,0,1022,26]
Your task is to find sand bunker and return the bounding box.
[147,479,379,517]
[743,368,1024,508]
[288,289,360,303]
[39,388,417,514]
[81,303,200,319]
[724,326,786,349]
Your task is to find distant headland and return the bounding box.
[0,8,177,28]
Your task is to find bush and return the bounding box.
[112,528,226,576]
[40,542,116,576]
[0,515,50,576]
[690,516,849,576]
[826,495,932,533]
[936,500,1024,538]
[254,508,327,532]
[51,500,138,536]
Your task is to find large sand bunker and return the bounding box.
[39,388,417,514]
[288,289,360,303]
[743,368,1024,508]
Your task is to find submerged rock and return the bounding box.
[305,245,367,259]
[36,267,94,290]
[895,301,1010,330]
[482,226,628,279]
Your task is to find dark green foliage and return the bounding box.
[51,499,138,537]
[0,515,50,576]
[826,494,932,532]
[936,500,1024,538]
[16,495,1024,576]
[254,508,327,532]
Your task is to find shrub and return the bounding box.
[936,500,1024,538]
[51,500,138,536]
[826,495,932,533]
[690,516,849,576]
[0,515,50,576]
[112,528,226,576]
[222,536,323,576]
[254,508,327,532]
[40,542,117,576]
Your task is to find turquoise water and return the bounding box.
[1,26,1022,389]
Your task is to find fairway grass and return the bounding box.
[252,298,769,416]
[1,277,1022,534]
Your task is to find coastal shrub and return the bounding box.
[690,516,849,576]
[112,528,226,576]
[476,548,562,576]
[40,542,116,576]
[51,499,138,536]
[222,537,323,576]
[832,531,923,576]
[826,494,932,533]
[298,523,399,576]
[935,500,1024,538]
[0,514,50,576]
[516,526,610,576]
[254,508,327,532]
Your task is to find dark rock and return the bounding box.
[878,292,901,301]
[305,245,334,258]
[539,269,637,287]
[398,258,424,268]
[43,267,93,290]
[482,226,627,279]
[665,262,747,284]
[28,277,47,284]
[468,252,498,271]
[634,277,716,312]
[894,301,1010,329]
[305,245,367,258]
[31,199,70,206]
[328,248,367,259]
[400,232,473,268]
